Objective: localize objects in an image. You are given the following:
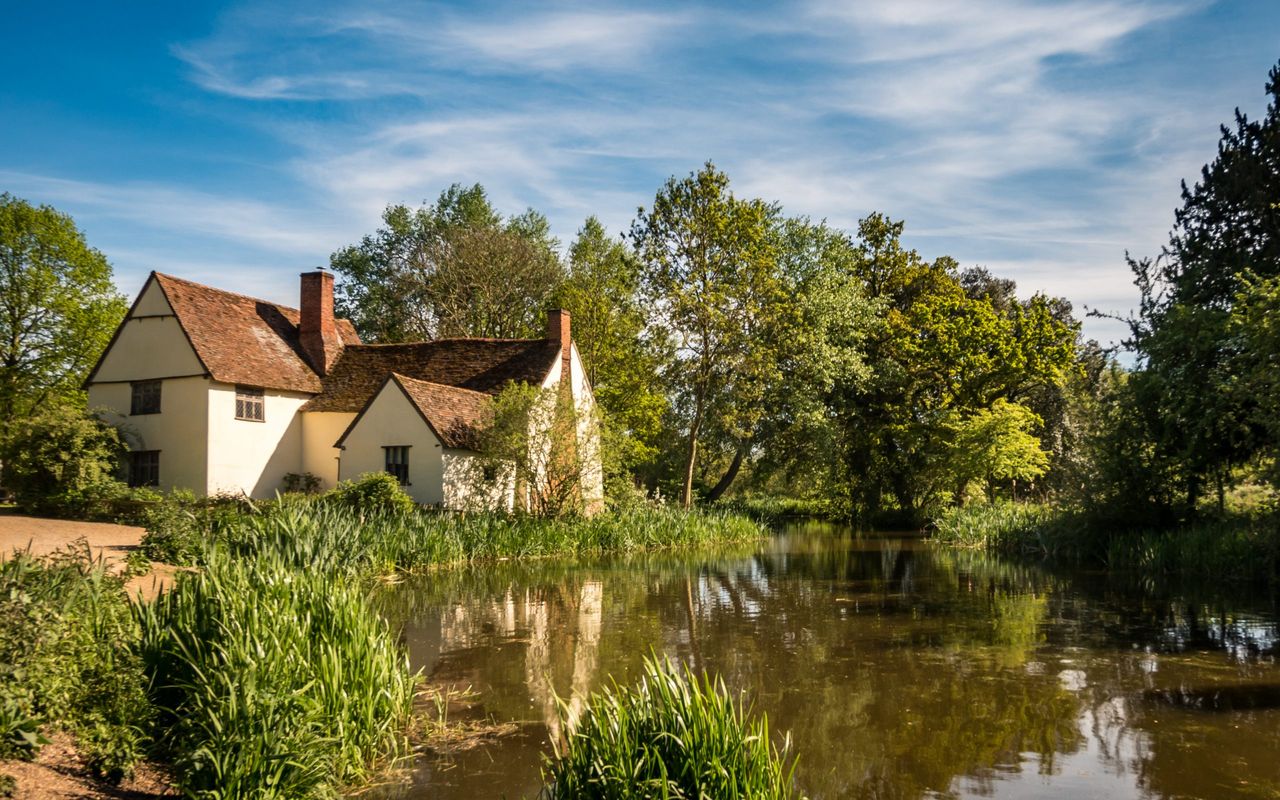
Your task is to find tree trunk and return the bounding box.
[681,418,701,509]
[704,440,749,504]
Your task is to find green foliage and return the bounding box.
[218,497,765,576]
[556,217,668,484]
[280,471,321,494]
[632,162,788,507]
[0,405,128,518]
[1230,274,1280,486]
[139,491,254,566]
[1119,61,1280,513]
[0,194,128,434]
[136,550,416,798]
[330,183,564,342]
[542,654,800,800]
[944,400,1050,501]
[933,501,1280,582]
[330,471,417,514]
[0,547,151,780]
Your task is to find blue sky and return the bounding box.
[3,1,1278,347]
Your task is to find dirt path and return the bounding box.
[0,511,175,600]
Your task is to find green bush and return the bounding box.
[329,472,417,514]
[542,655,800,799]
[0,546,151,780]
[136,550,417,799]
[139,491,261,566]
[0,406,128,518]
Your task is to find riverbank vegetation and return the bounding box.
[0,475,766,797]
[542,655,800,800]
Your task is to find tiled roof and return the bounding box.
[390,374,494,450]
[152,273,361,394]
[302,339,560,412]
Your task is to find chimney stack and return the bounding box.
[547,308,572,384]
[299,270,342,375]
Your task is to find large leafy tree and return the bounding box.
[832,215,1077,520]
[330,184,564,342]
[1124,62,1280,512]
[0,194,127,431]
[554,218,667,489]
[631,163,785,507]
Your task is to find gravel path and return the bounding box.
[0,510,176,600]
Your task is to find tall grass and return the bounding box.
[932,501,1280,582]
[542,655,801,800]
[165,497,766,576]
[136,549,416,799]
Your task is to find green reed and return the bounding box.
[212,498,766,576]
[135,549,416,799]
[542,654,801,800]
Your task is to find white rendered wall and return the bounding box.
[337,384,444,505]
[301,412,354,490]
[205,384,310,499]
[89,376,211,494]
[92,281,206,383]
[539,343,605,511]
[442,451,516,512]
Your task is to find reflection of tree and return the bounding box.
[372,531,1280,800]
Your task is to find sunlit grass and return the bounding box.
[541,654,801,800]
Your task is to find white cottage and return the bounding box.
[85,270,603,510]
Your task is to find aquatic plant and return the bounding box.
[201,497,766,576]
[541,655,801,800]
[136,550,416,799]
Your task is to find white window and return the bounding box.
[235,386,264,421]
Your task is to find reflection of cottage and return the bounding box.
[85,270,603,510]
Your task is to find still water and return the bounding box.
[373,524,1280,799]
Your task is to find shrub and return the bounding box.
[329,472,416,514]
[542,655,800,799]
[137,550,416,798]
[139,491,260,566]
[281,472,321,494]
[0,406,127,518]
[0,546,151,780]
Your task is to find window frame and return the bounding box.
[383,445,410,486]
[127,450,160,488]
[235,385,265,422]
[130,380,162,415]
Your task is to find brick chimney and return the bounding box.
[299,270,342,375]
[547,308,572,385]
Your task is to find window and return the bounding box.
[482,464,499,483]
[235,386,264,421]
[384,446,410,485]
[128,451,160,488]
[131,380,161,415]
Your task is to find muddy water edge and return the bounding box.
[368,521,1280,800]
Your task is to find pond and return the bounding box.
[371,522,1280,799]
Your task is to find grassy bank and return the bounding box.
[3,479,768,798]
[932,501,1280,582]
[144,491,767,575]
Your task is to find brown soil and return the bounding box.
[0,734,174,799]
[0,511,175,601]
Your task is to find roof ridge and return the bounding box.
[153,272,300,314]
[348,337,548,348]
[391,373,495,400]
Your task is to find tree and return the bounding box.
[0,194,127,435]
[1,404,127,516]
[1122,62,1280,513]
[476,382,602,517]
[630,163,785,507]
[1229,273,1280,487]
[554,218,667,491]
[330,184,564,342]
[944,399,1050,502]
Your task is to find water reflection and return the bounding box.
[370,525,1280,799]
